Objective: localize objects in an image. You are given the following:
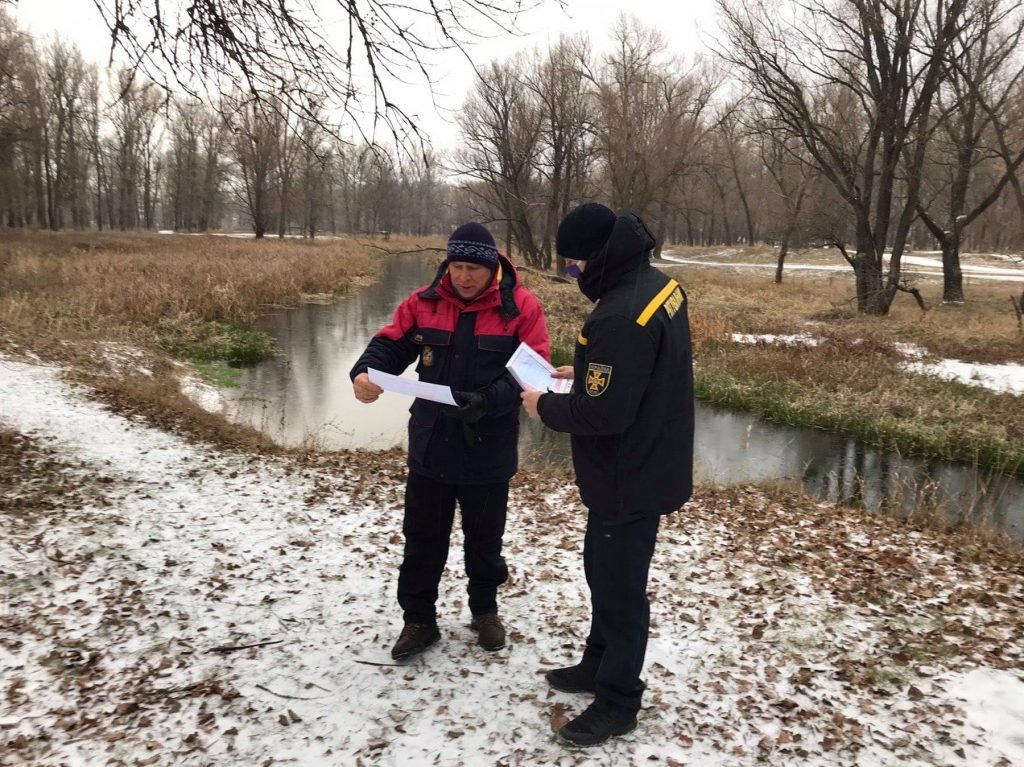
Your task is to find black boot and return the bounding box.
[391,622,440,660]
[557,700,637,748]
[470,613,506,651]
[546,664,597,693]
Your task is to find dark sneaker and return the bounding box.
[470,613,506,651]
[546,664,597,694]
[390,622,440,660]
[557,700,637,748]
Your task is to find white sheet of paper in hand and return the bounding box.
[505,343,573,393]
[367,368,458,406]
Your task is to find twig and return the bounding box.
[896,282,928,311]
[254,683,327,700]
[515,264,571,284]
[365,243,445,256]
[352,658,406,667]
[206,639,284,655]
[139,681,209,699]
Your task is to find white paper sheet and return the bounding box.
[367,368,458,406]
[505,343,573,394]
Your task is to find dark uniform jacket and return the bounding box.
[350,254,550,484]
[538,213,695,519]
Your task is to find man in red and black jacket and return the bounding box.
[351,222,550,661]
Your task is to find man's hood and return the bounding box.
[577,212,656,302]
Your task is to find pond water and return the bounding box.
[223,253,1023,542]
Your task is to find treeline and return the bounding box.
[0,8,466,238]
[2,4,1024,310]
[457,10,1024,300]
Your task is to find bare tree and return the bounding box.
[84,65,105,229]
[229,96,282,237]
[917,0,1024,303]
[165,98,211,231]
[275,108,302,238]
[41,42,92,229]
[85,0,549,147]
[719,0,967,314]
[716,100,760,246]
[107,69,163,229]
[457,55,545,265]
[0,8,37,226]
[527,36,596,269]
[297,110,332,238]
[755,116,817,282]
[590,16,717,256]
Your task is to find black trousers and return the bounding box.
[397,472,510,624]
[579,509,661,714]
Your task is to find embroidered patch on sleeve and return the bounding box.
[663,287,684,319]
[585,363,612,397]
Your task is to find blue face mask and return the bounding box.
[565,263,582,280]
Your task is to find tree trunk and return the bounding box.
[775,238,789,284]
[941,239,964,304]
[853,251,889,315]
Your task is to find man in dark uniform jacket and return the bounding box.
[521,203,694,748]
[352,222,551,661]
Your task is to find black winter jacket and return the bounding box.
[350,255,550,484]
[538,212,695,519]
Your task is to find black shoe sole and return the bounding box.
[545,671,596,694]
[556,719,637,748]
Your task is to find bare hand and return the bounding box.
[551,365,574,380]
[521,390,543,418]
[353,372,384,403]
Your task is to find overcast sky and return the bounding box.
[14,0,720,149]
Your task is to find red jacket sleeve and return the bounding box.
[515,288,551,362]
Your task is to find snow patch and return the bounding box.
[179,374,226,412]
[730,335,1024,396]
[901,358,1024,396]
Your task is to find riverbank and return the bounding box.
[2,354,1023,766]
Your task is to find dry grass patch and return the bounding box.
[0,231,376,341]
[670,265,1023,363]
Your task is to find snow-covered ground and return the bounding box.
[2,356,1023,766]
[661,249,1024,284]
[731,334,1024,396]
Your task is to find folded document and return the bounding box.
[505,343,573,394]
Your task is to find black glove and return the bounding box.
[452,390,488,424]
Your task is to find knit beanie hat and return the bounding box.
[447,222,499,268]
[556,203,617,261]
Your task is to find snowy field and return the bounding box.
[2,356,1023,766]
[661,249,1024,284]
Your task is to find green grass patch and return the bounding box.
[158,320,278,366]
[192,361,243,388]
